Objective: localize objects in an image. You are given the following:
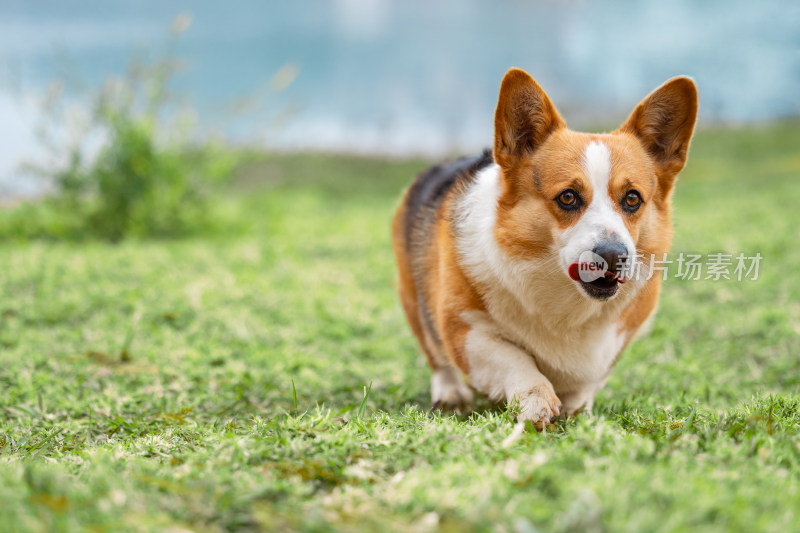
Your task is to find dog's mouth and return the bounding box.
[568,263,625,300]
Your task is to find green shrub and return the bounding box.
[2,18,238,241]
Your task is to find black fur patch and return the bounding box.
[403,149,493,245]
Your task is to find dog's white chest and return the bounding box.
[484,285,628,394]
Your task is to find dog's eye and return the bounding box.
[623,190,642,211]
[556,189,580,210]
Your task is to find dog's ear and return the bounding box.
[619,77,698,176]
[494,68,565,168]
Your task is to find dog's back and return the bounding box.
[391,150,493,368]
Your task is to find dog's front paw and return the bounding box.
[515,384,562,430]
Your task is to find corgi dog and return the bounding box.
[391,68,697,428]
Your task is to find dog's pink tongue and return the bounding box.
[568,263,582,281]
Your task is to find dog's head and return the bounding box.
[492,68,698,300]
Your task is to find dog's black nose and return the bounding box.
[593,241,628,274]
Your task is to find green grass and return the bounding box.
[2,122,800,532]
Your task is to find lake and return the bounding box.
[1,0,798,194]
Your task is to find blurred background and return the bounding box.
[2,4,800,528]
[1,0,798,197]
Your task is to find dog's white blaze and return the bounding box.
[558,141,636,279]
[584,140,612,185]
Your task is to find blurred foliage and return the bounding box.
[1,15,238,241]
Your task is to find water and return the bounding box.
[1,0,799,193]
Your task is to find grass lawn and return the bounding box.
[1,122,800,532]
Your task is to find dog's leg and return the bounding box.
[558,391,595,418]
[431,364,474,411]
[459,312,561,429]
